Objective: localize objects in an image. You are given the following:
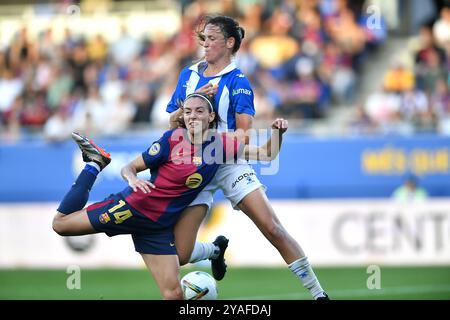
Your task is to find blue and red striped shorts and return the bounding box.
[86,193,177,255]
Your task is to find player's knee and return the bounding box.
[162,286,184,300]
[263,221,287,243]
[52,216,69,236]
[178,253,190,266]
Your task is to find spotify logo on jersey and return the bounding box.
[185,173,203,189]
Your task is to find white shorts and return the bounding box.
[189,164,266,210]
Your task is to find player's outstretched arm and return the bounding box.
[243,118,288,161]
[120,155,155,194]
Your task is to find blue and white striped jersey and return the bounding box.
[166,60,255,132]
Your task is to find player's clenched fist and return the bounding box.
[271,118,288,134]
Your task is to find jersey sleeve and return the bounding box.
[230,74,255,116]
[166,68,190,113]
[221,133,245,162]
[141,130,173,169]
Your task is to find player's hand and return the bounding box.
[271,118,288,134]
[195,82,218,97]
[129,178,155,194]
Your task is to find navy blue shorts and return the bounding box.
[86,193,177,255]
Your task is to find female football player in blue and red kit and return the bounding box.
[52,92,288,300]
[167,15,329,300]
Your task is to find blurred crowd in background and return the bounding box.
[0,0,448,143]
[353,5,450,135]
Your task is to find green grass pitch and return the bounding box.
[1,266,449,300]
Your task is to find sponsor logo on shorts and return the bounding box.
[169,242,175,247]
[148,143,161,156]
[231,172,255,189]
[99,212,110,224]
[185,173,203,189]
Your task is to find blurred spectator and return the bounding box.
[432,6,450,49]
[87,34,108,63]
[383,61,415,93]
[43,106,73,143]
[150,75,177,128]
[239,2,264,40]
[392,174,429,202]
[249,9,299,70]
[67,40,90,95]
[253,86,275,121]
[72,86,105,136]
[0,69,23,115]
[400,88,428,120]
[170,15,198,66]
[294,6,326,57]
[414,25,447,90]
[235,39,258,79]
[346,103,377,135]
[128,58,154,124]
[102,92,136,137]
[46,63,73,111]
[99,65,125,105]
[219,0,242,19]
[417,48,448,93]
[324,6,366,57]
[414,25,446,65]
[365,85,402,124]
[111,24,142,67]
[280,58,322,118]
[431,78,450,117]
[412,105,438,133]
[318,42,356,104]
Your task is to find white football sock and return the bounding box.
[188,241,219,263]
[288,256,326,300]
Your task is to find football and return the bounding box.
[181,271,218,300]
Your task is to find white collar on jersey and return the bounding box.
[189,60,237,77]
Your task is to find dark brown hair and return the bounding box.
[196,15,245,54]
[177,92,221,129]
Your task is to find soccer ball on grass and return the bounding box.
[181,271,218,300]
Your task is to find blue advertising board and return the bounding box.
[1,133,449,202]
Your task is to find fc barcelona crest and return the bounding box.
[192,156,202,167]
[99,212,110,224]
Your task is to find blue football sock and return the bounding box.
[57,165,99,215]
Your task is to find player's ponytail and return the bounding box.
[237,26,245,42]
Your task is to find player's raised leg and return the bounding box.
[140,253,183,300]
[52,210,96,236]
[237,187,329,300]
[52,132,111,236]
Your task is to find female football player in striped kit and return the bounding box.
[167,15,328,300]
[53,92,288,299]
